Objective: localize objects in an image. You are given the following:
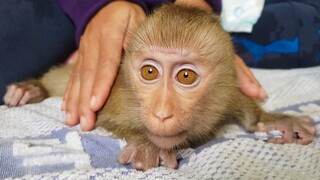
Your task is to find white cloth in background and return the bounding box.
[221,0,265,33]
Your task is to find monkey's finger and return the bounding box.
[293,125,315,145]
[132,148,147,170]
[19,85,46,105]
[160,151,178,169]
[117,144,136,164]
[4,85,17,105]
[278,129,293,144]
[299,117,317,136]
[264,121,294,144]
[295,132,314,145]
[9,86,26,107]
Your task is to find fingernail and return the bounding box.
[90,96,96,109]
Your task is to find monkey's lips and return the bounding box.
[148,131,188,149]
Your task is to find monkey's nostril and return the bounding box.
[153,112,173,122]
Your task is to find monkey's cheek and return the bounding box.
[148,131,188,149]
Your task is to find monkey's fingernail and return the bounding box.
[90,96,97,109]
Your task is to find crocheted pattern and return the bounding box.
[1,67,320,179]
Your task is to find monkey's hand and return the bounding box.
[117,144,178,171]
[4,83,47,107]
[256,116,316,145]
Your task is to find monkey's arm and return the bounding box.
[236,93,316,144]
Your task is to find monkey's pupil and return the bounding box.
[148,68,153,74]
[184,72,188,78]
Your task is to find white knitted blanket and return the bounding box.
[1,67,320,179]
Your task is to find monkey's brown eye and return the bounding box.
[140,65,159,81]
[177,69,197,85]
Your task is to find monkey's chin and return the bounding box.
[148,131,188,149]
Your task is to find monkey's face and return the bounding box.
[128,48,216,149]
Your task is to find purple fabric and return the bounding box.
[206,0,222,14]
[55,0,221,46]
[55,0,110,45]
[55,0,173,46]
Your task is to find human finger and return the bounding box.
[77,36,100,131]
[64,49,83,126]
[235,55,268,100]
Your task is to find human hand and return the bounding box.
[235,55,268,100]
[62,1,146,131]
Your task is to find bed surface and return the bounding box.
[1,67,320,179]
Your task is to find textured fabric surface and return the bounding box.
[1,67,320,179]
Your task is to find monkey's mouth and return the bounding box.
[147,131,188,149]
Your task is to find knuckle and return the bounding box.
[15,87,25,95]
[24,91,31,99]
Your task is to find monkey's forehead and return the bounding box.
[149,46,190,57]
[130,47,201,59]
[130,48,208,64]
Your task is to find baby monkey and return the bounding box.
[3,4,316,170]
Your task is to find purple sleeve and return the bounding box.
[206,0,222,14]
[55,0,221,46]
[55,0,173,46]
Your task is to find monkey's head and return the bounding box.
[122,5,237,150]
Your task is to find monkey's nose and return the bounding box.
[153,112,173,122]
